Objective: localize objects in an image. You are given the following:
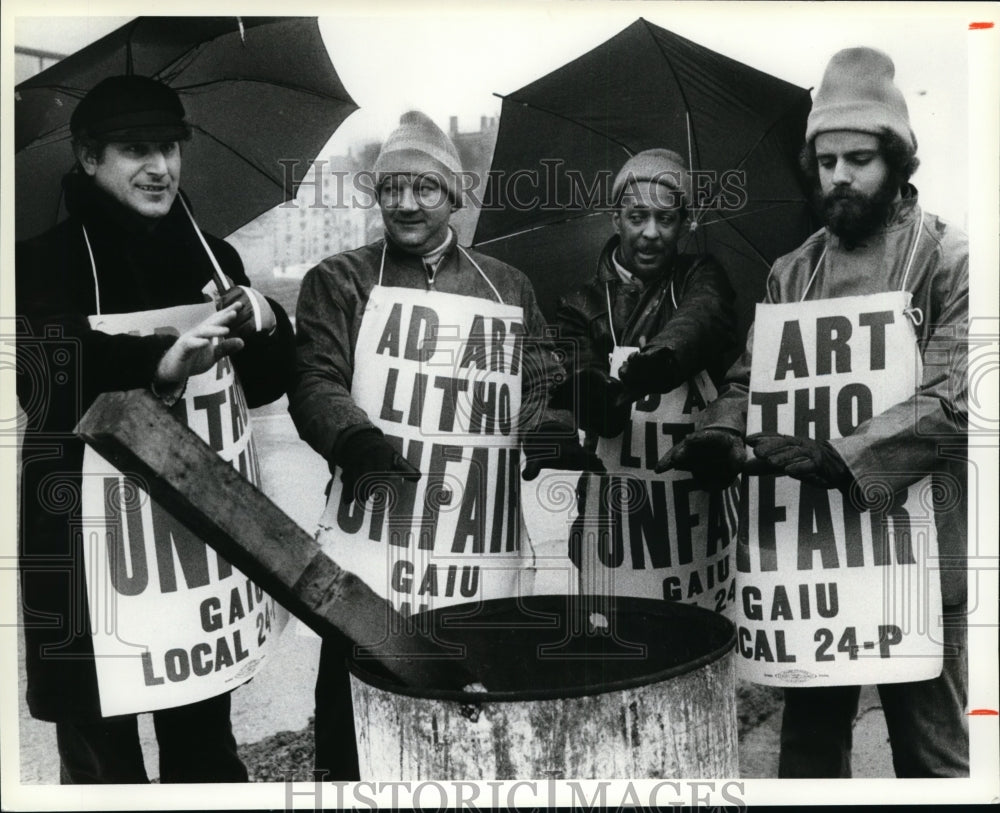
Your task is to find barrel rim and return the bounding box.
[347,595,737,703]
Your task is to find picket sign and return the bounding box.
[558,346,736,612]
[318,284,534,616]
[739,292,942,687]
[81,302,288,716]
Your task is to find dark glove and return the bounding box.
[655,427,746,491]
[334,427,422,505]
[522,422,607,481]
[550,367,632,438]
[617,346,680,396]
[746,433,853,490]
[217,284,277,339]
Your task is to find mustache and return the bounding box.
[823,187,868,204]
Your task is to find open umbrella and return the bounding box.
[472,18,816,340]
[15,16,358,241]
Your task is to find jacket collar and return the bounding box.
[597,235,623,284]
[885,184,920,227]
[383,226,459,269]
[62,171,186,239]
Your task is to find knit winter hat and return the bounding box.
[373,110,464,206]
[805,47,915,148]
[71,75,191,142]
[611,148,691,208]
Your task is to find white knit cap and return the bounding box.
[611,148,691,208]
[373,110,464,205]
[806,47,916,148]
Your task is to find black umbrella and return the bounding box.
[15,16,358,241]
[473,18,817,340]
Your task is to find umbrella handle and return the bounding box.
[178,194,232,293]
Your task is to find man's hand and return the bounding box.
[655,427,746,490]
[746,433,853,490]
[217,285,277,338]
[154,303,244,388]
[617,346,680,396]
[336,427,422,505]
[522,422,607,481]
[551,367,632,438]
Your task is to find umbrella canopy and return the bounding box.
[15,16,358,241]
[473,18,817,340]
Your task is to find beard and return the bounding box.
[814,174,902,246]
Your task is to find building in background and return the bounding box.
[14,45,64,83]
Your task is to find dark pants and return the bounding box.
[56,692,247,784]
[313,629,361,781]
[779,603,969,778]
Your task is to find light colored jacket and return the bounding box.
[702,188,969,604]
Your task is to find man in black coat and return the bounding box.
[15,75,295,783]
[553,148,737,438]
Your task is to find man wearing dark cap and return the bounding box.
[16,75,295,783]
[290,110,602,779]
[661,48,969,777]
[553,148,737,438]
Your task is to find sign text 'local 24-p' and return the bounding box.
[739,292,942,687]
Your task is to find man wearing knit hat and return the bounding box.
[16,74,295,783]
[548,149,737,612]
[290,110,602,779]
[554,147,736,439]
[660,48,969,777]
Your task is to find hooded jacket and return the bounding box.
[702,188,969,605]
[15,174,295,720]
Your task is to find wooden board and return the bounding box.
[76,388,478,691]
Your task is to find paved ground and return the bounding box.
[16,400,894,783]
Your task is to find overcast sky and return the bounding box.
[11,2,986,226]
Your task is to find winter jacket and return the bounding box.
[701,188,969,604]
[15,174,296,721]
[289,233,571,465]
[554,235,737,387]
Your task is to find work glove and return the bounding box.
[745,433,853,491]
[550,367,633,438]
[217,284,277,339]
[335,427,422,505]
[522,422,607,481]
[655,427,746,491]
[617,346,681,396]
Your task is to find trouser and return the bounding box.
[56,692,247,784]
[313,628,360,781]
[778,603,969,778]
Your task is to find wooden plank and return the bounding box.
[76,389,478,691]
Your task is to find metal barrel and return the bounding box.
[348,595,738,780]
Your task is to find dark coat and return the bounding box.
[289,234,572,464]
[554,235,738,387]
[15,175,295,721]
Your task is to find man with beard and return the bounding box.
[658,47,969,777]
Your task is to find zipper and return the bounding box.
[425,261,436,289]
